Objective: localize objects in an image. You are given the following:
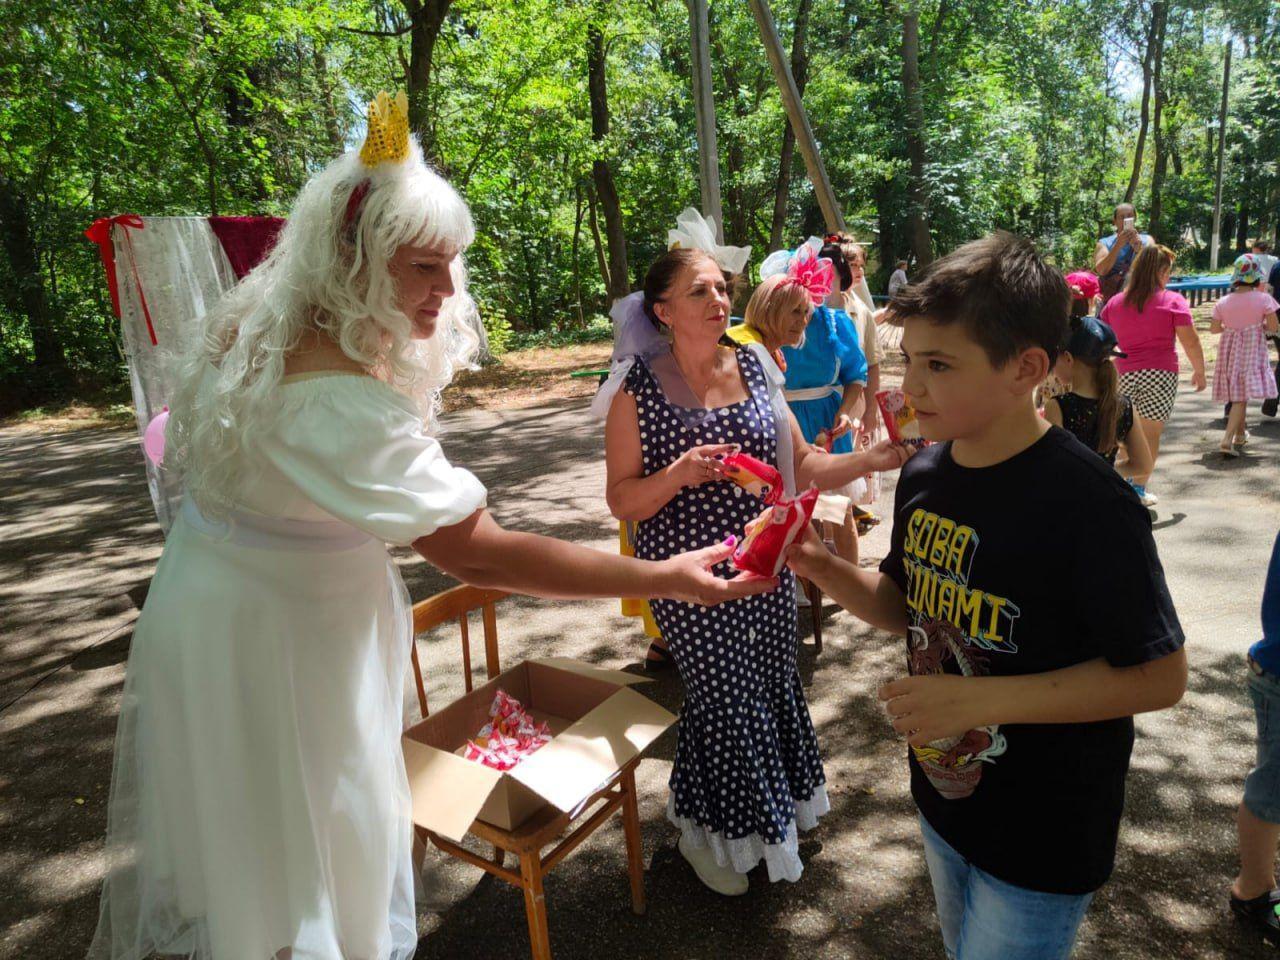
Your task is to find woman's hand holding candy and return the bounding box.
[862,438,916,473]
[659,537,777,605]
[672,443,737,489]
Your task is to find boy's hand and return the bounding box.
[785,524,832,586]
[879,674,992,747]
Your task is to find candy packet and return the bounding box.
[732,488,820,578]
[719,450,784,504]
[876,388,930,448]
[462,689,553,772]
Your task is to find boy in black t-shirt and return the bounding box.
[788,232,1187,960]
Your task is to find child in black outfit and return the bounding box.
[1044,315,1154,478]
[788,232,1187,960]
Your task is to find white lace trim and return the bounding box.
[666,784,830,883]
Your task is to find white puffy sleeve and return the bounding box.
[260,378,487,546]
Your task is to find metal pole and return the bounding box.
[1210,36,1231,271]
[747,0,845,233]
[686,0,724,241]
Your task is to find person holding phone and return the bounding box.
[1095,203,1153,306]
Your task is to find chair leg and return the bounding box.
[620,767,647,915]
[806,579,823,654]
[519,850,553,960]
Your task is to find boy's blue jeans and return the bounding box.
[919,814,1094,960]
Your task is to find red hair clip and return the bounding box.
[344,181,371,232]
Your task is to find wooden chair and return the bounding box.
[408,585,647,960]
[799,575,824,653]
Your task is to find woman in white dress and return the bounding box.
[88,93,771,960]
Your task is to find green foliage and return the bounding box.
[1,0,1277,412]
[508,314,613,351]
[481,311,515,356]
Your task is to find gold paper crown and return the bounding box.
[358,91,410,169]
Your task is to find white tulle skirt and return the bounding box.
[89,503,418,960]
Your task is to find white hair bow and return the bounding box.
[667,207,752,275]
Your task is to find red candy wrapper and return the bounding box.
[813,429,835,452]
[463,689,552,772]
[719,451,784,504]
[876,388,930,448]
[732,488,820,578]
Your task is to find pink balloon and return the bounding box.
[143,408,168,465]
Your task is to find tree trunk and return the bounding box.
[572,177,585,327]
[1148,2,1170,237]
[313,44,345,153]
[900,5,933,266]
[1125,2,1159,205]
[1210,37,1231,270]
[0,175,65,375]
[588,16,630,302]
[769,0,813,250]
[874,176,896,284]
[586,181,611,295]
[402,0,452,161]
[710,23,751,248]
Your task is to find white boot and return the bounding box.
[679,834,749,896]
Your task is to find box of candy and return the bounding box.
[402,659,675,839]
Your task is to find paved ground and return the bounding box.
[1,368,1278,959]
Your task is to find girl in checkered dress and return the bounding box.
[1212,254,1280,457]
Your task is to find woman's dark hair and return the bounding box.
[819,240,854,292]
[1066,316,1122,456]
[642,248,715,327]
[1070,298,1090,318]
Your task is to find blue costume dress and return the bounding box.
[625,347,828,882]
[780,304,868,454]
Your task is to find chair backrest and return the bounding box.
[409,584,510,717]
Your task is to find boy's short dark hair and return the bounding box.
[886,232,1070,367]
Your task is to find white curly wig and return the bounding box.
[166,138,484,518]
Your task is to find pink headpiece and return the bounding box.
[760,238,834,305]
[786,244,835,305]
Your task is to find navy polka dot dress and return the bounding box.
[624,346,828,882]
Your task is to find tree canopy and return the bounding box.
[1,0,1277,409]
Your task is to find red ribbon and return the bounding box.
[84,214,157,345]
[344,181,370,233]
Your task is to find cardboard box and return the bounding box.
[402,657,676,841]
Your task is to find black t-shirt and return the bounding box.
[1055,392,1134,464]
[879,427,1184,894]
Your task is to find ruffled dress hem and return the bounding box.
[666,784,830,883]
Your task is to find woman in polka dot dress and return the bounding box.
[602,248,912,894]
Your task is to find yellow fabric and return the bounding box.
[724,323,764,346]
[618,522,662,639]
[358,91,410,169]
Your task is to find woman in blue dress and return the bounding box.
[776,238,868,564]
[599,247,911,895]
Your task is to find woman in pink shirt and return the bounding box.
[1100,243,1207,506]
[1211,254,1280,456]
